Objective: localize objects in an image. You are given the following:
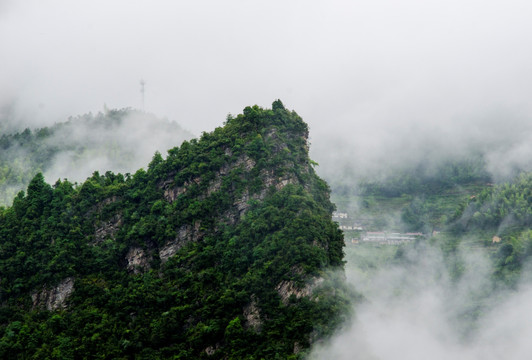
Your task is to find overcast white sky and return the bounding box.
[2,0,532,178]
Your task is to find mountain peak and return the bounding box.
[0,102,348,359]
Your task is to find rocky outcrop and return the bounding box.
[94,214,123,244]
[230,171,299,219]
[243,295,263,333]
[206,177,223,196]
[161,176,201,203]
[159,221,203,263]
[204,343,221,356]
[276,277,324,305]
[86,196,120,217]
[260,168,299,191]
[126,247,152,274]
[161,154,257,203]
[204,154,255,196]
[31,277,75,311]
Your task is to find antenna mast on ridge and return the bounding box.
[140,79,146,111]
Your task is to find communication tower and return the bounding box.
[140,79,146,111]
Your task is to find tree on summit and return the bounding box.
[272,99,286,111]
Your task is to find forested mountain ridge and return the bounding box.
[0,101,349,359]
[0,108,193,206]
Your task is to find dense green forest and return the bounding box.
[0,108,193,206]
[0,101,350,359]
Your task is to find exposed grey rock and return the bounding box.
[162,176,201,203]
[243,295,263,333]
[94,213,123,244]
[31,277,75,311]
[158,143,304,264]
[126,247,151,274]
[161,154,257,203]
[159,221,202,263]
[86,196,120,217]
[205,346,216,356]
[206,177,223,196]
[204,343,221,356]
[163,185,187,202]
[98,196,119,209]
[276,277,324,305]
[231,172,299,220]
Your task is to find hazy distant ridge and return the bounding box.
[0,108,193,205]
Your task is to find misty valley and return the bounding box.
[313,169,532,359]
[2,103,532,359]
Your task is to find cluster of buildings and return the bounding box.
[359,231,422,245]
[333,212,365,231]
[339,225,364,231]
[332,211,348,219]
[333,210,423,245]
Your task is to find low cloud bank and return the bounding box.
[0,109,193,205]
[41,111,193,182]
[42,110,194,184]
[309,244,532,360]
[311,107,532,188]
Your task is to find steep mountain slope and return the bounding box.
[0,101,349,359]
[0,108,193,206]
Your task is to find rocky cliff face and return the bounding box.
[103,103,318,277]
[31,277,74,311]
[156,151,301,264]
